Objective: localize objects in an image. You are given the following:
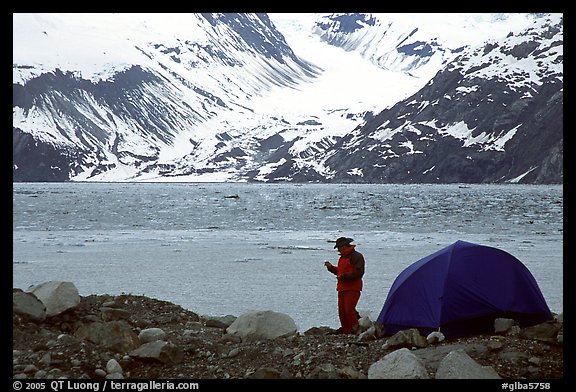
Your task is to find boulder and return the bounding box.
[435,349,501,379]
[226,310,297,341]
[27,281,80,317]
[13,290,46,322]
[368,348,430,379]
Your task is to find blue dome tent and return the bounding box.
[376,240,553,338]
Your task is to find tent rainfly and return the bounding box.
[376,240,553,338]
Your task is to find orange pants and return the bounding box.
[338,290,361,334]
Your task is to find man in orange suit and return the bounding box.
[324,237,365,334]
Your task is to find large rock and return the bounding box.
[384,328,428,349]
[138,328,167,344]
[519,320,563,343]
[226,310,297,341]
[27,281,80,317]
[75,321,140,353]
[368,348,430,379]
[203,315,237,329]
[129,341,183,364]
[13,290,46,322]
[435,349,501,379]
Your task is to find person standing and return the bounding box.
[324,237,365,334]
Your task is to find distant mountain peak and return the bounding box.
[13,13,562,184]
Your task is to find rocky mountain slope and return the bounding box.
[13,13,563,184]
[259,14,563,184]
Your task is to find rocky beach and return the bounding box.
[13,282,564,381]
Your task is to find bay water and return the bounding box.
[13,182,563,331]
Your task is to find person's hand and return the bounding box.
[324,261,332,268]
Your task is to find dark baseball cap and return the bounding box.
[334,237,354,249]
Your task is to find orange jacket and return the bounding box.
[331,245,364,292]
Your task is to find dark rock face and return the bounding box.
[316,13,377,36]
[318,69,563,184]
[13,66,176,182]
[13,128,75,182]
[202,13,309,68]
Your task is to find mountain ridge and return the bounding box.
[12,13,563,183]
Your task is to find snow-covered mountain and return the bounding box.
[312,13,545,78]
[287,13,564,184]
[13,13,563,183]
